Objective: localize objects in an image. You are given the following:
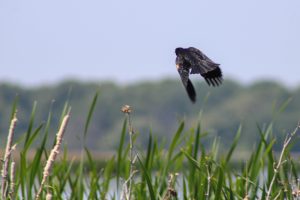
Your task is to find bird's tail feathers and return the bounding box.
[186,79,196,103]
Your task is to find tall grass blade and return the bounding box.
[84,92,98,138]
[24,101,37,148]
[10,95,19,121]
[140,133,153,194]
[181,150,202,171]
[167,121,184,161]
[137,155,156,200]
[58,102,69,126]
[159,121,184,193]
[24,124,43,153]
[215,167,224,200]
[273,97,292,118]
[101,156,115,199]
[117,119,127,189]
[225,125,242,164]
[29,125,47,190]
[193,123,201,159]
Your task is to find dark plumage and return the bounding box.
[175,47,223,103]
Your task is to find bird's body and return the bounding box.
[175,47,223,103]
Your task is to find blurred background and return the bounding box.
[0,0,300,153]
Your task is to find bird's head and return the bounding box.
[175,47,184,56]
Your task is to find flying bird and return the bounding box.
[175,47,223,103]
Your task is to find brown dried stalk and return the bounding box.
[266,122,300,200]
[35,112,70,200]
[121,105,136,200]
[1,113,17,200]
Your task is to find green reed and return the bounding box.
[0,94,299,200]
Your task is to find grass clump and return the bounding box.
[0,94,300,200]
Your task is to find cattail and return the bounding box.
[1,113,17,200]
[35,113,70,200]
[9,161,16,199]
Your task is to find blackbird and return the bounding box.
[175,47,223,103]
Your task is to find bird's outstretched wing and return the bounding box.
[177,66,196,103]
[201,66,222,86]
[185,47,223,86]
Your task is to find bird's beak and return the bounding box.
[176,64,180,70]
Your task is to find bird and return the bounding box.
[175,47,223,103]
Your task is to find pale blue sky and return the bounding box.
[0,0,299,86]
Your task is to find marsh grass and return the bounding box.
[0,94,299,200]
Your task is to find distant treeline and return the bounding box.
[0,79,299,151]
